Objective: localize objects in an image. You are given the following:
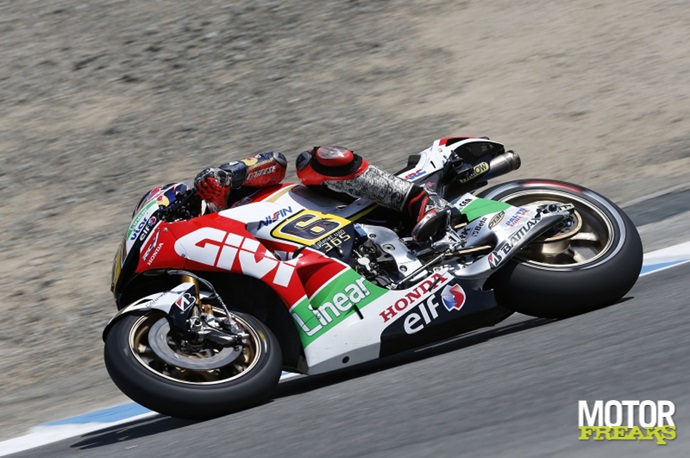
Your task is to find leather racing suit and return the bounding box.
[194,146,454,241]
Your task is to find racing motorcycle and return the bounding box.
[104,136,643,419]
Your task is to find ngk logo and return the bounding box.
[175,228,295,287]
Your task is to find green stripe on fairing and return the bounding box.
[291,269,387,347]
[460,198,511,221]
[126,200,157,240]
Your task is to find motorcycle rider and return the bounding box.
[194,146,458,241]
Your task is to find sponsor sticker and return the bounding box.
[247,165,277,180]
[441,284,466,311]
[379,273,450,323]
[402,283,466,335]
[403,169,426,180]
[142,230,160,261]
[488,211,505,229]
[174,292,196,311]
[454,197,474,209]
[174,228,296,287]
[468,216,487,238]
[146,243,164,266]
[257,206,294,229]
[127,200,157,241]
[290,270,385,346]
[458,162,489,183]
[314,229,351,252]
[487,215,540,268]
[272,210,350,245]
[504,207,528,227]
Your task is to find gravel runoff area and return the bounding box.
[1,0,689,441]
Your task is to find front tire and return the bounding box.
[104,310,282,419]
[479,179,643,318]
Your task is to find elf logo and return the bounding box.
[441,284,466,311]
[175,228,296,287]
[404,284,466,335]
[379,273,450,323]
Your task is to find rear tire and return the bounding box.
[104,311,282,419]
[479,179,643,318]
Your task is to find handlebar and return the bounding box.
[159,188,201,222]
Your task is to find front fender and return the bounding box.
[102,281,196,341]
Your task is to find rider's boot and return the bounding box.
[406,189,463,242]
[409,188,458,242]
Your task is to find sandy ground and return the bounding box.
[1,0,689,441]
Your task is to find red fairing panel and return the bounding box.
[136,213,349,307]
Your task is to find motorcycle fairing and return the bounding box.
[123,201,496,374]
[111,137,572,375]
[133,192,526,374]
[455,196,512,222]
[400,137,507,189]
[283,199,572,372]
[290,269,454,374]
[378,279,509,357]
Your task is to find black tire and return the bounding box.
[104,310,282,419]
[479,179,643,318]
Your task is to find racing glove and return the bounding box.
[194,167,232,209]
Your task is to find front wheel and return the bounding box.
[104,310,282,419]
[479,179,643,318]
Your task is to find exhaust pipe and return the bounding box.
[482,150,521,181]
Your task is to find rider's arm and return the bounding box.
[194,151,287,212]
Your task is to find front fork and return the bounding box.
[173,273,250,347]
[103,271,248,347]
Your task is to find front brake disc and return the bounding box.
[148,318,241,370]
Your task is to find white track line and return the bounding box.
[641,241,690,276]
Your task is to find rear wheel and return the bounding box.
[104,310,282,419]
[479,179,643,318]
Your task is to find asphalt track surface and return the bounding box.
[7,196,690,458]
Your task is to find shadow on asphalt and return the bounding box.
[275,292,637,396]
[70,415,196,450]
[68,314,557,450]
[273,314,556,397]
